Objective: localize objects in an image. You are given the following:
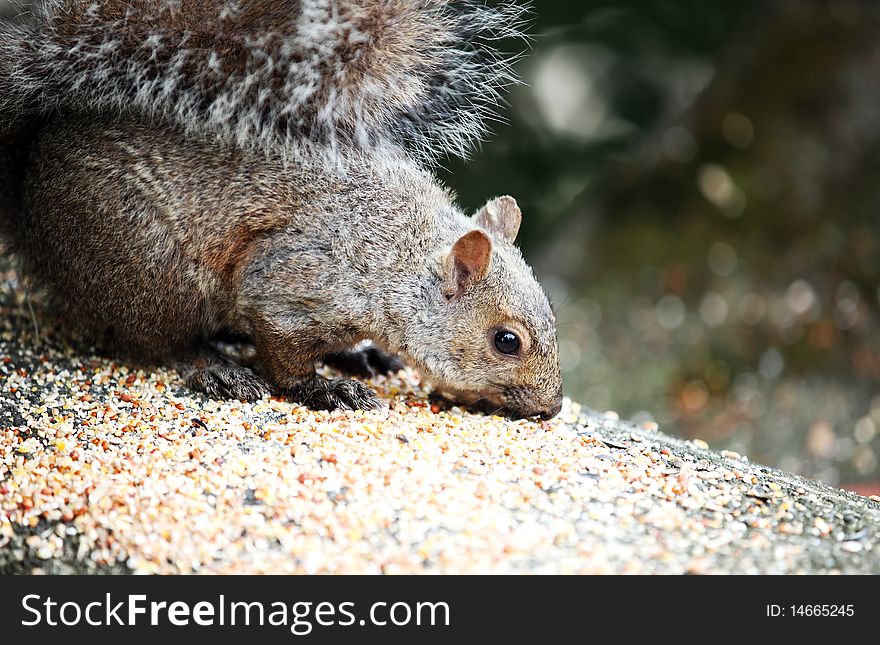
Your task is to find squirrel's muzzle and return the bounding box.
[537,398,564,421]
[499,383,564,421]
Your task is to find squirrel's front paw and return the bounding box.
[187,365,272,402]
[322,347,405,378]
[286,375,381,412]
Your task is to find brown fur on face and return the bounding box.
[430,264,563,420]
[398,198,563,419]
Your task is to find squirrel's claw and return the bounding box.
[186,365,272,402]
[286,375,382,412]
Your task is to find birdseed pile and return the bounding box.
[1,260,879,574]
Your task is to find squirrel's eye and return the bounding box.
[494,330,520,355]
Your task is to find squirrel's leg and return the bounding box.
[252,324,382,412]
[181,350,272,402]
[321,346,405,378]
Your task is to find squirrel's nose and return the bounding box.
[538,398,563,420]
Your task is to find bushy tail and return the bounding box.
[0,0,528,163]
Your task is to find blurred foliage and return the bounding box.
[445,0,880,487]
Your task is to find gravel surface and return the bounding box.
[1,260,879,574]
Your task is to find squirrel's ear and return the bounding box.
[473,196,521,243]
[442,230,493,300]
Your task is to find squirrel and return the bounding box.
[0,0,563,420]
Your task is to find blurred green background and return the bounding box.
[444,0,880,490]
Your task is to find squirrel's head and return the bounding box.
[408,196,563,420]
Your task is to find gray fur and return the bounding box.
[0,1,562,418]
[12,115,561,417]
[0,0,528,164]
